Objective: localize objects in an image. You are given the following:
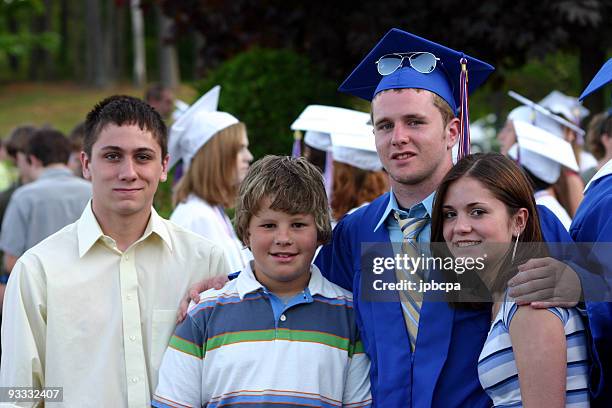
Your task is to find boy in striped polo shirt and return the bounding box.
[153,155,372,408]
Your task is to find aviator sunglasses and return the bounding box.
[376,52,440,76]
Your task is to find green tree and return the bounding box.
[196,48,347,159]
[159,0,612,117]
[0,0,59,80]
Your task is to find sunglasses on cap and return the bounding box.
[376,52,440,76]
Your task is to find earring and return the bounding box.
[511,230,520,264]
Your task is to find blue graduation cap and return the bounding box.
[579,58,612,102]
[338,28,494,159]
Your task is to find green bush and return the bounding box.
[195,47,348,159]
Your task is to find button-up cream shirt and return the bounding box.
[0,202,229,407]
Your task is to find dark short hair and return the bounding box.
[5,125,37,158]
[27,128,72,166]
[69,122,86,151]
[144,83,169,103]
[84,95,167,160]
[586,111,612,160]
[235,155,332,246]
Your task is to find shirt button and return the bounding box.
[280,314,287,322]
[132,377,138,383]
[130,335,136,341]
[124,255,129,261]
[126,295,132,300]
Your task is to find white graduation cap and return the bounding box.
[507,104,564,139]
[291,105,372,198]
[304,131,332,151]
[168,85,239,170]
[539,90,590,124]
[508,120,579,184]
[291,105,371,150]
[508,91,585,138]
[172,99,190,122]
[331,123,382,171]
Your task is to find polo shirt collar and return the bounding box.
[235,261,334,299]
[77,201,173,257]
[374,189,435,232]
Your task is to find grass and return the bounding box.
[0,81,196,137]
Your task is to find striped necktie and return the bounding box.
[393,211,430,351]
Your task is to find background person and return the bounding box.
[0,140,16,192]
[539,90,595,173]
[0,127,91,274]
[497,98,585,218]
[169,86,253,273]
[290,104,372,195]
[0,125,37,229]
[329,128,388,224]
[145,83,175,122]
[582,110,612,184]
[68,121,87,177]
[507,119,579,230]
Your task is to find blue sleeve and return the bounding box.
[569,195,612,404]
[314,217,356,292]
[580,196,612,290]
[537,204,571,243]
[537,205,607,301]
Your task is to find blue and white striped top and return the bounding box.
[478,295,590,407]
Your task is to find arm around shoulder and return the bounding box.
[315,216,357,292]
[509,306,567,408]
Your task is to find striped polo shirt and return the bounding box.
[478,295,589,407]
[152,263,372,408]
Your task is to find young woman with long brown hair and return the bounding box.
[431,153,589,407]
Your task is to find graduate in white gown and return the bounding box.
[168,86,253,273]
[498,97,580,230]
[507,119,579,230]
[329,128,388,226]
[290,104,372,197]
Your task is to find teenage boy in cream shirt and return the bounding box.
[0,95,228,408]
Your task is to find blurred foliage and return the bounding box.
[0,0,59,57]
[470,51,584,123]
[154,167,174,219]
[160,0,610,77]
[0,31,59,56]
[160,0,612,115]
[195,47,349,159]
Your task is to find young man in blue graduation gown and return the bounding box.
[315,28,584,407]
[570,58,612,407]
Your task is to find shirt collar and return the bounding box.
[38,167,73,180]
[585,158,612,193]
[77,201,173,257]
[374,189,436,231]
[235,261,331,299]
